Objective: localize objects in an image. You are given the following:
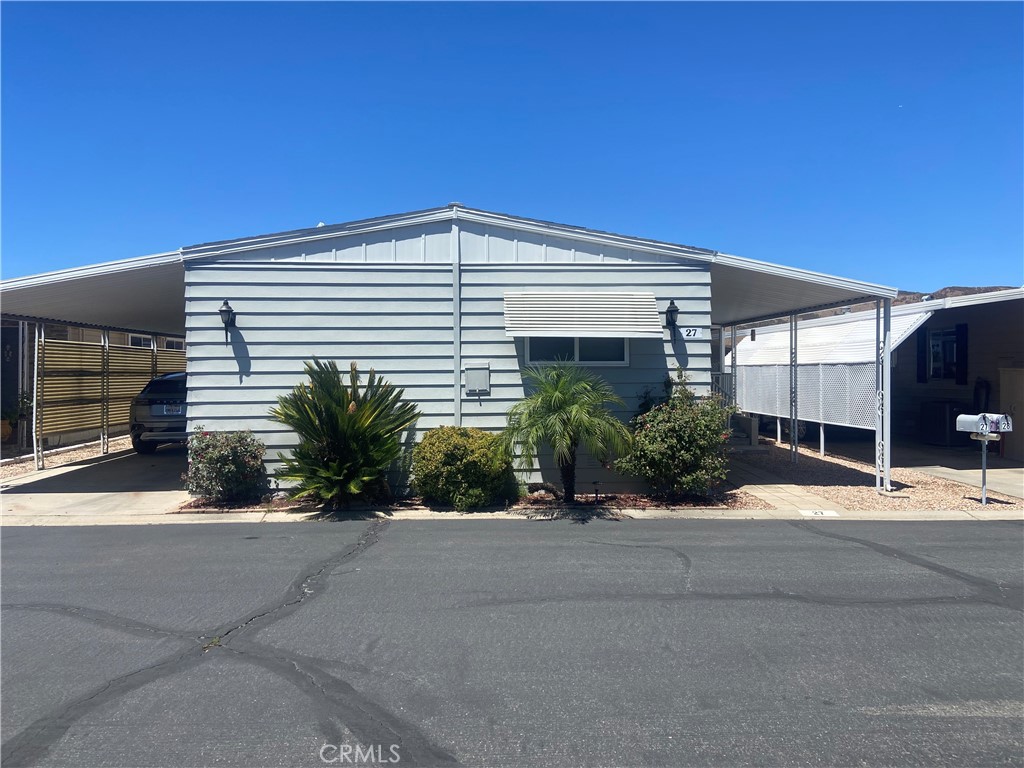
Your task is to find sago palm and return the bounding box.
[500,363,632,503]
[269,359,420,506]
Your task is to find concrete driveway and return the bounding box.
[0,446,190,523]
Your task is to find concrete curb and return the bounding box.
[3,507,1021,526]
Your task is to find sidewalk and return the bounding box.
[2,443,1021,526]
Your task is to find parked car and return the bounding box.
[129,372,187,454]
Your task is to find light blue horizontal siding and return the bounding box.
[185,223,713,494]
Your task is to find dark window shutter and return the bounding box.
[916,327,928,383]
[955,324,968,385]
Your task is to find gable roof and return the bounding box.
[1,203,898,335]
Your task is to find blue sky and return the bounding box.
[2,2,1021,291]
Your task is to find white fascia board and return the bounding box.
[940,287,1024,309]
[1,250,182,291]
[711,252,898,300]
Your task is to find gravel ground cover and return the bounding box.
[736,442,1023,511]
[0,436,133,483]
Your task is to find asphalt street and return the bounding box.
[2,520,1022,768]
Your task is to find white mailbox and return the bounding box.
[955,413,1013,435]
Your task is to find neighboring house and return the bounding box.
[0,204,898,485]
[728,288,1024,462]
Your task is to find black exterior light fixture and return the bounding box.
[218,300,236,343]
[665,300,679,339]
[750,328,757,342]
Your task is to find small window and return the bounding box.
[163,338,185,351]
[128,334,152,349]
[929,329,958,380]
[526,337,628,366]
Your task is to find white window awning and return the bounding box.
[503,292,665,339]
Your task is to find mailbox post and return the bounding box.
[955,413,1014,504]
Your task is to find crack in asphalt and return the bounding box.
[0,603,198,641]
[586,539,693,592]
[1,518,461,768]
[459,589,985,610]
[787,521,1023,613]
[459,528,1020,613]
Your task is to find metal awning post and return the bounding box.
[874,300,882,491]
[883,297,892,491]
[819,362,825,456]
[101,329,110,455]
[33,322,44,470]
[730,325,737,407]
[789,313,798,463]
[18,321,29,451]
[718,326,725,389]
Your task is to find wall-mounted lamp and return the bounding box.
[665,300,679,339]
[750,328,757,342]
[218,300,236,343]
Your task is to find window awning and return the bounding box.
[503,292,665,339]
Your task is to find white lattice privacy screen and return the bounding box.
[736,363,877,430]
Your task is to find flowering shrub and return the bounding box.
[183,427,268,504]
[616,376,736,498]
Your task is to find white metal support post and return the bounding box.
[101,329,110,455]
[717,327,725,398]
[18,321,29,451]
[882,297,892,491]
[730,325,737,407]
[819,363,825,456]
[33,322,44,470]
[789,313,798,463]
[874,300,882,491]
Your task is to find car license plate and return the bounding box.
[163,404,183,416]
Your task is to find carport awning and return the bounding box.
[0,253,186,337]
[503,292,665,338]
[727,306,934,365]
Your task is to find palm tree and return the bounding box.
[501,363,632,503]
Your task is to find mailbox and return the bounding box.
[954,413,1013,506]
[955,413,1013,435]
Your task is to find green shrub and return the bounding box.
[268,359,420,507]
[616,377,736,498]
[183,427,268,503]
[413,426,517,510]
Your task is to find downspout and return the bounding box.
[451,209,462,426]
